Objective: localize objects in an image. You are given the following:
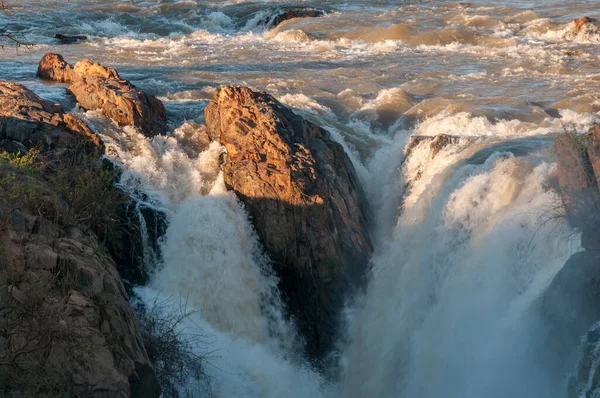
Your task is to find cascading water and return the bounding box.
[2,0,600,396]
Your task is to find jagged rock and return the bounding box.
[0,80,102,151]
[205,85,372,358]
[37,53,167,137]
[0,81,161,396]
[0,209,161,398]
[37,53,75,83]
[259,6,327,30]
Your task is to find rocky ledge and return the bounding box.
[0,80,160,397]
[205,85,373,359]
[37,53,167,137]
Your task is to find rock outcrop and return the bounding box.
[259,6,327,30]
[37,53,167,137]
[0,81,161,397]
[205,85,372,359]
[0,209,161,397]
[542,125,600,387]
[0,80,102,151]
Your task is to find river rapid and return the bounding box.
[1,0,599,397]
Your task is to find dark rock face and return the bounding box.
[259,6,327,30]
[37,53,167,137]
[205,85,372,359]
[0,81,161,397]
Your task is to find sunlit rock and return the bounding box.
[37,53,167,137]
[205,85,373,359]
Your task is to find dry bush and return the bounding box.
[134,296,212,397]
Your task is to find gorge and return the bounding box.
[1,1,600,397]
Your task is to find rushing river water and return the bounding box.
[1,0,600,397]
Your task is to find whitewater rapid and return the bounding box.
[2,0,600,396]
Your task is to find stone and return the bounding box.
[0,80,102,151]
[574,16,594,33]
[260,6,327,30]
[0,206,161,398]
[37,53,167,137]
[205,85,372,358]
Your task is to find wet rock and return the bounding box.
[575,16,595,33]
[205,85,372,359]
[406,134,463,159]
[259,6,327,30]
[37,53,167,137]
[0,80,102,151]
[54,33,87,44]
[568,321,600,398]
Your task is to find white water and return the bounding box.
[2,0,600,396]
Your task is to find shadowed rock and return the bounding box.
[37,53,167,137]
[205,85,372,359]
[0,81,160,397]
[54,33,87,44]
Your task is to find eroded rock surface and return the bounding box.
[205,85,372,358]
[0,207,161,398]
[37,53,167,137]
[0,80,102,151]
[0,81,160,397]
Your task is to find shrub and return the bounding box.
[134,297,212,397]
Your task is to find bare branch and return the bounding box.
[0,25,34,51]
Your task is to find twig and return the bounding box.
[0,24,34,51]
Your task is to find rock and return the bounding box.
[205,85,372,358]
[543,251,600,339]
[575,16,595,33]
[260,6,327,30]
[406,134,463,159]
[0,209,161,398]
[568,322,600,398]
[37,53,167,137]
[554,132,598,229]
[0,80,102,151]
[37,53,74,83]
[54,33,87,44]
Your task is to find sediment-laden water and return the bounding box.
[1,0,599,396]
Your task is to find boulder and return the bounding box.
[0,80,102,151]
[205,85,372,358]
[37,53,167,137]
[36,53,74,83]
[259,6,327,30]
